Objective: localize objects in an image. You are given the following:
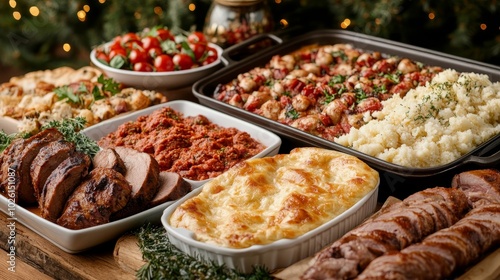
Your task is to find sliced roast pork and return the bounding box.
[40,152,91,222]
[357,203,500,280]
[30,140,76,202]
[0,128,64,204]
[149,171,191,207]
[300,187,470,280]
[57,168,132,230]
[451,168,500,207]
[112,146,160,218]
[92,148,126,175]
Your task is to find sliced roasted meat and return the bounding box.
[357,203,500,280]
[0,138,24,198]
[30,140,76,202]
[0,128,64,204]
[300,187,470,280]
[57,168,132,230]
[92,148,126,175]
[451,168,500,207]
[40,152,91,222]
[149,171,191,207]
[112,146,160,218]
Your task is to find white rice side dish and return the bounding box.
[334,69,500,168]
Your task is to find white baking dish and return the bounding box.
[0,195,172,253]
[81,100,282,188]
[162,180,379,273]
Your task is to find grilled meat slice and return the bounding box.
[57,168,132,230]
[300,187,470,280]
[357,203,500,280]
[30,140,76,202]
[0,128,64,204]
[40,152,91,222]
[0,138,24,198]
[149,171,191,207]
[451,168,500,207]
[111,146,160,218]
[92,148,126,175]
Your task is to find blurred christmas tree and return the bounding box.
[0,0,498,72]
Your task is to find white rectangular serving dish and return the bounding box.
[81,100,282,188]
[0,195,173,253]
[162,181,379,273]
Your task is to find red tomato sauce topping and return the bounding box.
[98,107,266,181]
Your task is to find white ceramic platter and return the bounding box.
[0,195,173,253]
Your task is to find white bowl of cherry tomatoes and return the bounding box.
[90,27,223,90]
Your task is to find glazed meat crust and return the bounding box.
[301,187,470,280]
[56,168,132,230]
[0,128,64,204]
[357,203,500,280]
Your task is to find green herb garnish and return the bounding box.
[285,107,300,119]
[41,117,100,156]
[136,224,272,280]
[98,74,120,95]
[54,85,82,104]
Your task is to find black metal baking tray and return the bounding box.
[192,29,500,198]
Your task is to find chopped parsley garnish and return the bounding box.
[285,107,300,119]
[54,85,83,104]
[328,74,346,85]
[383,71,402,84]
[332,50,348,61]
[355,88,368,103]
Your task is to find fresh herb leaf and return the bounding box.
[384,71,402,84]
[161,40,178,55]
[331,50,348,61]
[355,88,368,103]
[135,224,272,280]
[329,74,346,85]
[0,131,32,152]
[285,107,300,119]
[40,117,100,156]
[54,85,81,104]
[97,74,120,95]
[180,41,196,61]
[110,55,127,69]
[92,86,105,101]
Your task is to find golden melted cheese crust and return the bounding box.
[169,147,379,249]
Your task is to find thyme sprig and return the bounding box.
[136,224,272,280]
[41,117,100,156]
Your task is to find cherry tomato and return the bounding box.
[173,53,194,70]
[156,28,175,41]
[109,48,127,60]
[108,40,124,52]
[189,43,206,61]
[95,51,110,63]
[154,54,175,72]
[187,31,207,45]
[202,46,218,65]
[129,49,149,64]
[141,36,161,51]
[121,32,140,45]
[133,62,154,72]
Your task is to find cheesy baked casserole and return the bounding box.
[169,147,379,248]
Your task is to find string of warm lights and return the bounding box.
[1,0,498,70]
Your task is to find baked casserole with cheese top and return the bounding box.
[169,147,379,248]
